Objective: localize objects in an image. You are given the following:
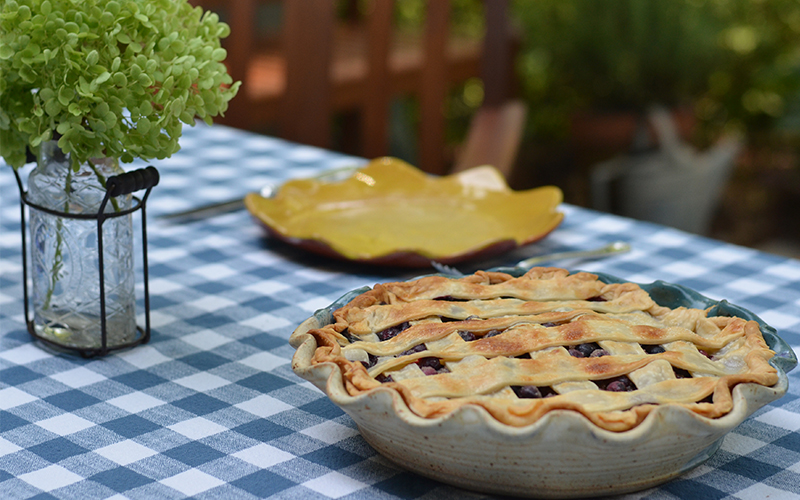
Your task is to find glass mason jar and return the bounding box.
[26,141,136,349]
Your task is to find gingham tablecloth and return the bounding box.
[1,123,799,500]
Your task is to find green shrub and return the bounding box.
[513,0,800,139]
[0,0,240,169]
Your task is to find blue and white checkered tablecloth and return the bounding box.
[1,123,799,500]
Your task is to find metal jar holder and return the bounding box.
[13,166,160,357]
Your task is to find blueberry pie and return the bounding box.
[305,268,779,431]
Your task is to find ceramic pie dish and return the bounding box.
[244,157,564,267]
[289,268,796,498]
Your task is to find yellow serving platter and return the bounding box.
[244,157,564,267]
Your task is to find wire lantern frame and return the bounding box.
[13,166,160,357]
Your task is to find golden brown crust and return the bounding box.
[307,267,778,431]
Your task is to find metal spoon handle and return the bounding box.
[515,241,631,270]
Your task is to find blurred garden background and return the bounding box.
[507,0,800,255]
[198,0,800,256]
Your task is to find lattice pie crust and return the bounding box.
[306,268,778,431]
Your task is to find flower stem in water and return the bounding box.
[42,161,73,310]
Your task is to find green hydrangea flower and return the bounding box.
[0,0,240,168]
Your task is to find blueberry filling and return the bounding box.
[599,376,635,392]
[434,295,468,302]
[401,344,428,356]
[377,321,410,341]
[416,356,449,375]
[360,354,378,370]
[643,344,666,354]
[567,347,609,358]
[569,342,602,358]
[512,385,557,398]
[458,331,478,342]
[541,322,559,327]
[376,373,394,383]
[541,386,558,397]
[673,368,693,379]
[512,385,542,398]
[698,349,714,359]
[484,329,503,338]
[577,342,600,357]
[418,357,444,371]
[586,296,607,302]
[341,329,359,344]
[420,366,438,376]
